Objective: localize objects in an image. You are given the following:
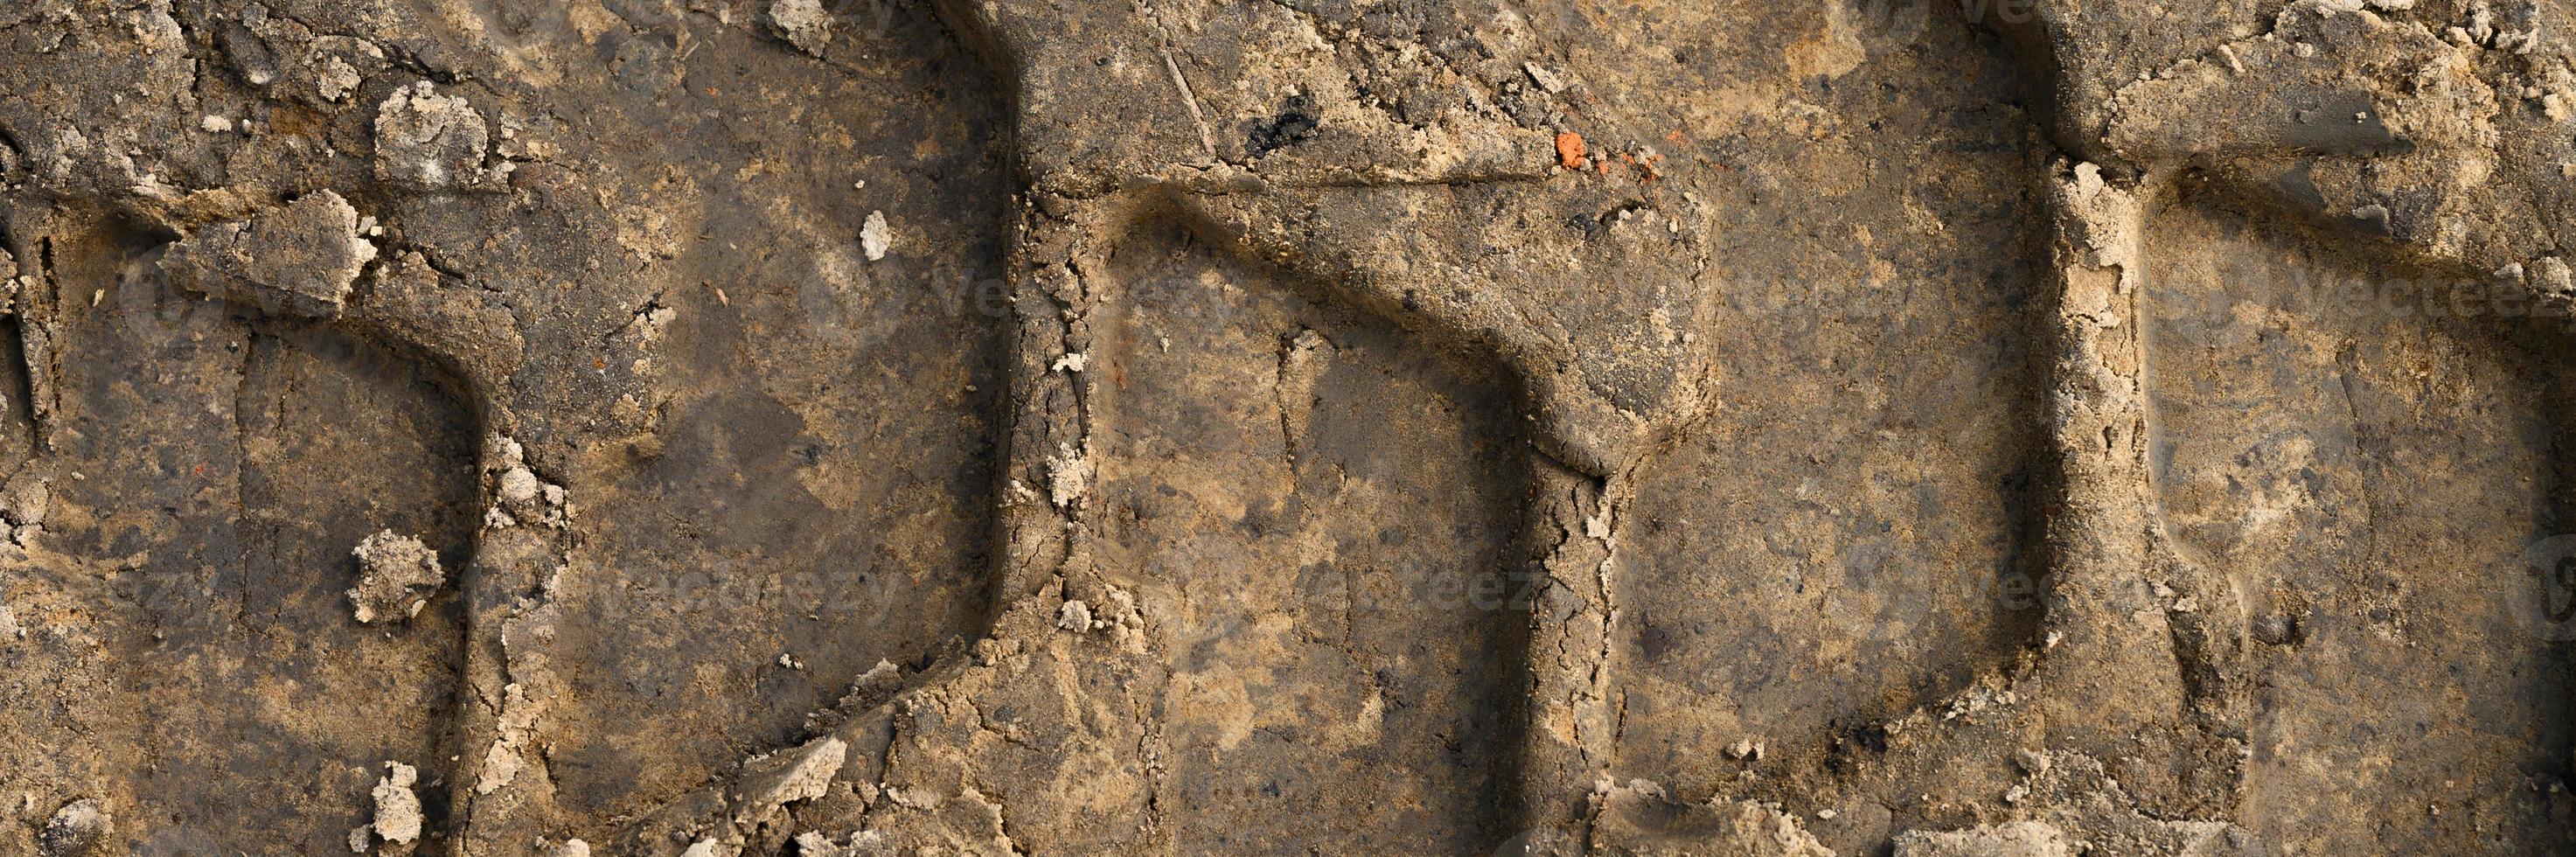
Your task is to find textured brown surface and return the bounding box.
[1,0,2573,854]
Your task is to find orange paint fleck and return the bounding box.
[1555,132,1586,170]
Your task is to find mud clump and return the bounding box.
[365,762,423,849]
[487,436,569,529]
[731,735,846,827]
[1054,598,1091,632]
[348,531,445,625]
[1891,821,2070,857]
[768,0,833,56]
[1585,780,1834,856]
[39,799,110,857]
[161,190,377,318]
[0,470,50,547]
[860,211,892,261]
[374,81,491,190]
